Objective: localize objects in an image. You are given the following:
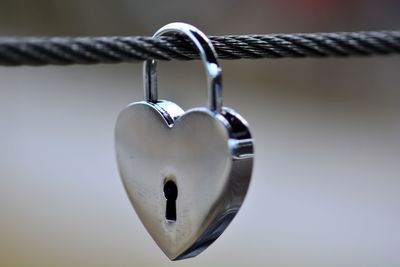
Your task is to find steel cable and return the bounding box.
[0,31,399,66]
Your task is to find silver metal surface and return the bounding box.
[115,101,253,260]
[115,22,253,260]
[144,22,222,113]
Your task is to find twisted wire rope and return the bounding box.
[0,31,399,66]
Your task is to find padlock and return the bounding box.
[115,22,254,260]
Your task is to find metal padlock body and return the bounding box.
[115,99,253,260]
[115,23,254,260]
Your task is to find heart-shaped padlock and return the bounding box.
[115,23,254,260]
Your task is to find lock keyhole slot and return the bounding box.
[163,180,178,222]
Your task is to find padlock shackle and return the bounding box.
[144,22,223,113]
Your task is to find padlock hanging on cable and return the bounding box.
[115,22,254,260]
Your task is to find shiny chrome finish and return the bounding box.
[115,22,253,260]
[144,22,222,113]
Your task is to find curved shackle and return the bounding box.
[144,22,223,113]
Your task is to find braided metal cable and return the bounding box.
[0,31,399,66]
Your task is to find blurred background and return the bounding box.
[0,0,400,266]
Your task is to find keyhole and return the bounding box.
[163,180,178,222]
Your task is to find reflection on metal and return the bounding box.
[115,22,253,260]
